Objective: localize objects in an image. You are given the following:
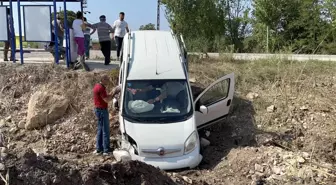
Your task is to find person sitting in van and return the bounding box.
[147,82,185,105]
[127,82,186,106]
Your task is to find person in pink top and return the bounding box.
[72,11,86,62]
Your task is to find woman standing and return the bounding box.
[72,11,86,62]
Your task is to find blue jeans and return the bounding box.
[58,36,63,47]
[95,108,110,153]
[84,34,90,58]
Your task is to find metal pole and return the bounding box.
[17,0,24,64]
[9,0,15,62]
[266,26,269,53]
[63,0,70,68]
[157,0,160,30]
[53,0,59,64]
[80,0,83,14]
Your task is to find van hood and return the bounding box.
[124,117,196,157]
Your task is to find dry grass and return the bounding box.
[189,56,336,165]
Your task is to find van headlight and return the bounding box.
[184,131,197,154]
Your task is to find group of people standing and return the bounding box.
[3,9,128,65]
[70,11,129,65]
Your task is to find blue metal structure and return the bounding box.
[17,1,24,64]
[1,0,83,66]
[9,0,16,62]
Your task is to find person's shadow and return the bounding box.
[190,83,257,170]
[85,60,119,71]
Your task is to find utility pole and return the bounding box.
[59,6,61,12]
[157,0,160,30]
[82,0,87,11]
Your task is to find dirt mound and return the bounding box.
[83,161,176,185]
[0,64,119,156]
[2,148,177,185]
[4,148,83,185]
[216,146,335,184]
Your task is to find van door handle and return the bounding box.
[227,99,231,106]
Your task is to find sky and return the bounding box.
[1,0,170,39]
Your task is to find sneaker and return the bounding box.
[4,58,9,61]
[93,150,102,156]
[103,152,110,156]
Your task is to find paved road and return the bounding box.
[2,49,336,63]
[0,49,115,62]
[0,50,120,71]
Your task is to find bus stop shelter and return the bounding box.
[0,0,84,67]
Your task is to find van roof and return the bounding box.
[126,31,186,80]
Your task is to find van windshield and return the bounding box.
[122,79,193,123]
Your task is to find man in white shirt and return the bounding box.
[112,12,129,61]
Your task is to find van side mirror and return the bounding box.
[199,105,208,114]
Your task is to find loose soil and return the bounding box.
[0,57,335,185]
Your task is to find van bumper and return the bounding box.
[131,146,202,170]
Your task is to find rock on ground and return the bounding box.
[26,87,69,130]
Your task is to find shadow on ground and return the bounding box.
[188,83,291,171]
[86,60,119,71]
[198,96,257,169]
[188,83,257,170]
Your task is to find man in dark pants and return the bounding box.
[52,14,64,46]
[83,17,91,59]
[4,8,16,61]
[112,12,129,61]
[93,75,121,156]
[90,15,113,65]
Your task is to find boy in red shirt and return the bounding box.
[93,75,120,155]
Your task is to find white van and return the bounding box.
[116,30,234,170]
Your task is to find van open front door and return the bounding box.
[194,73,235,130]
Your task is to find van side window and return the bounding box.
[199,79,230,106]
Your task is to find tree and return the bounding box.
[162,0,227,52]
[139,23,156,30]
[160,0,336,54]
[162,0,251,52]
[251,0,336,53]
[51,10,77,28]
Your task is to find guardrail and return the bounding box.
[189,52,336,61]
